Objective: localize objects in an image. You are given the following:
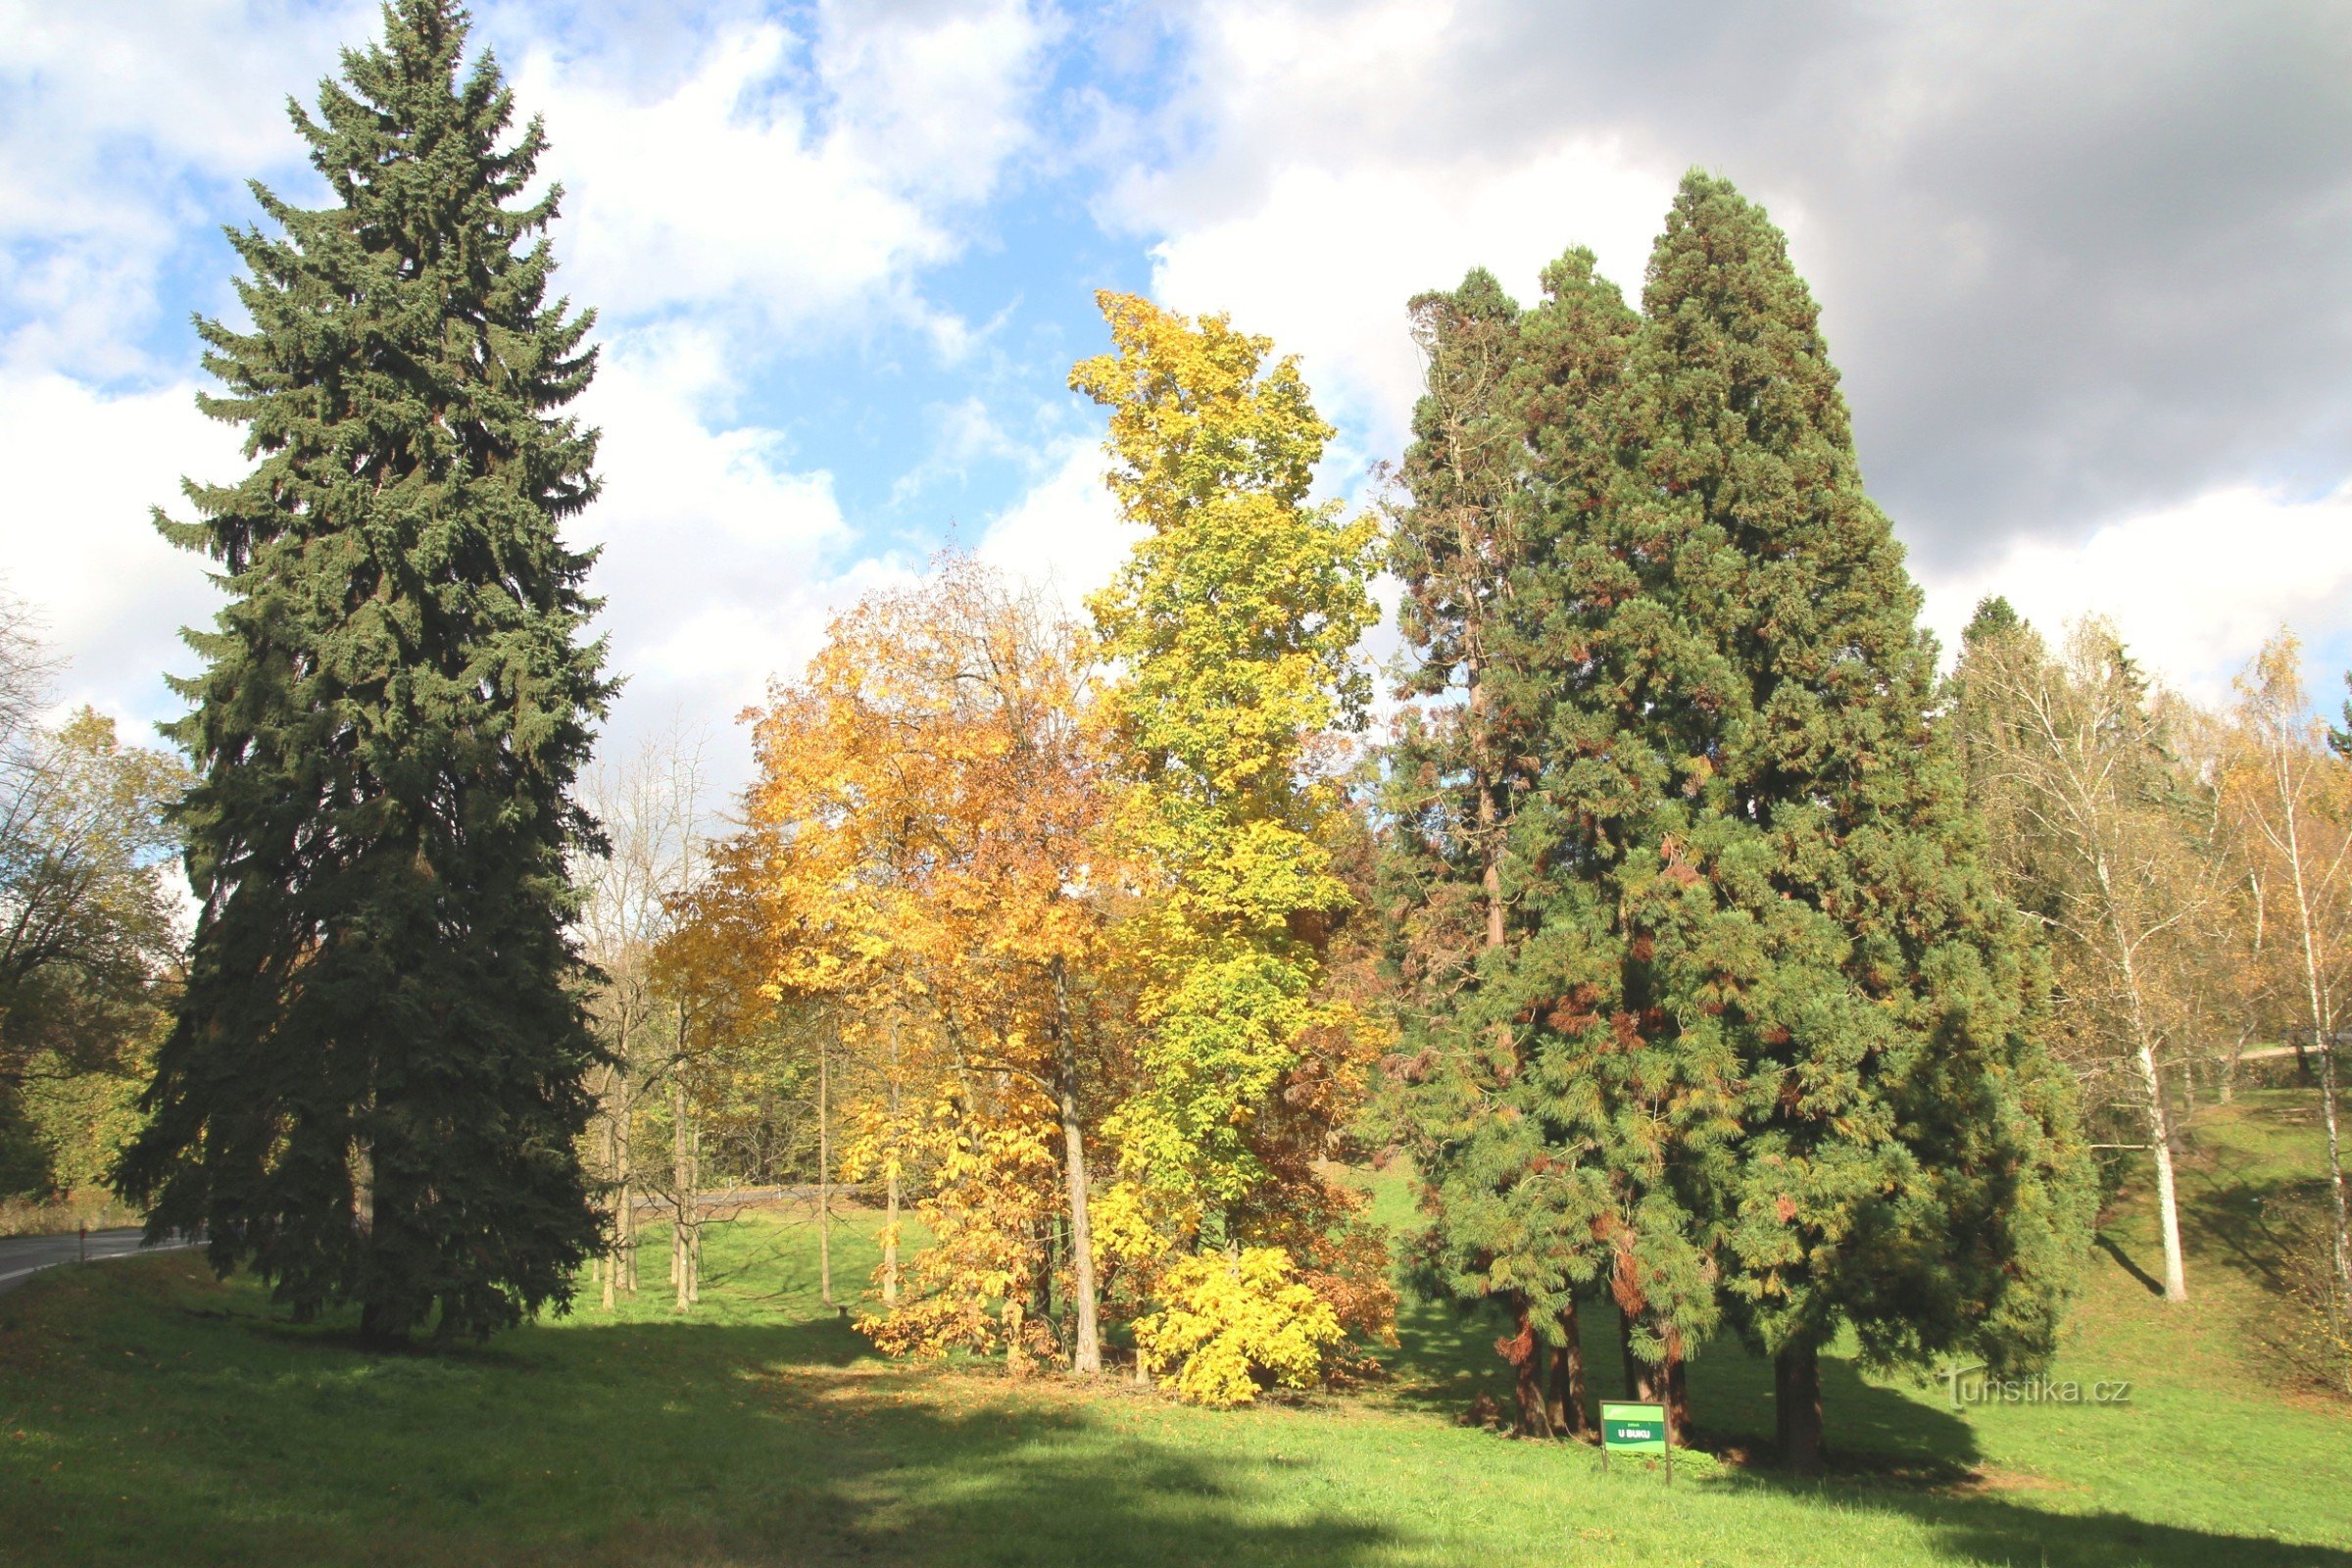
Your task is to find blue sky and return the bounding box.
[3,0,2349,786]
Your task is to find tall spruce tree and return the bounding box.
[1619,173,2090,1469]
[117,0,612,1342]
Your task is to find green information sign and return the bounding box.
[1599,1400,1672,1482]
[1600,1401,1669,1454]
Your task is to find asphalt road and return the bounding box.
[0,1227,199,1297]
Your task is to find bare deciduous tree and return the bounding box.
[575,726,710,1308]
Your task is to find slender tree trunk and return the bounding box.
[600,1092,620,1310]
[1547,1297,1592,1438]
[818,1026,834,1310]
[1775,1340,1825,1475]
[1052,959,1102,1373]
[2132,1030,2189,1302]
[2106,872,2188,1303]
[2279,794,2352,1299]
[688,1117,703,1307]
[622,1153,638,1295]
[2220,1030,2244,1105]
[673,1055,692,1312]
[2317,1032,2351,1300]
[1502,1294,1551,1437]
[883,1022,902,1307]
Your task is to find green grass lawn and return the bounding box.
[3,1092,2349,1566]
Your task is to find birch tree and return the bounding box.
[2220,633,2352,1303]
[1960,617,2210,1302]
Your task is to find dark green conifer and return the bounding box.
[1621,173,2090,1469]
[1382,255,1677,1438]
[1478,244,1745,1437]
[118,0,613,1343]
[1379,267,1556,1434]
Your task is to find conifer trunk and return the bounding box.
[1776,1341,1825,1475]
[1504,1294,1552,1437]
[1470,661,1505,952]
[1663,1339,1690,1443]
[1618,1310,1658,1402]
[1547,1297,1592,1438]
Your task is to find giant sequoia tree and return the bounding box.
[1391,175,2090,1469]
[118,0,612,1342]
[1383,255,1661,1438]
[1614,174,2088,1468]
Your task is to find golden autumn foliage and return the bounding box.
[1070,291,1394,1396]
[741,558,1126,1370]
[704,295,1399,1402]
[1073,292,1381,1222]
[1131,1247,1346,1406]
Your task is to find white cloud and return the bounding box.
[1132,144,1671,461]
[518,25,944,331]
[813,0,1057,206]
[0,0,367,372]
[1083,5,1684,506]
[976,436,1137,613]
[0,0,368,182]
[1116,3,2350,713]
[0,371,237,724]
[575,323,860,736]
[515,0,1053,338]
[1918,483,2352,704]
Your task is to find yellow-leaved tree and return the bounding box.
[742,558,1127,1372]
[1072,291,1393,1401]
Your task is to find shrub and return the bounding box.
[1132,1246,1345,1406]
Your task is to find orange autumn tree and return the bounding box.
[743,557,1127,1372]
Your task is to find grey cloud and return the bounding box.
[1193,0,2352,568]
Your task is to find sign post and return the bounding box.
[1599,1399,1671,1484]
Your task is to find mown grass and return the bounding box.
[1,1092,2347,1566]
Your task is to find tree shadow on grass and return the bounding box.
[1,1267,1396,1568]
[2178,1165,2328,1293]
[1375,1291,1982,1474]
[2095,1230,2168,1298]
[8,1257,2349,1568]
[1725,1468,2352,1568]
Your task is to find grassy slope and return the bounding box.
[1,1092,2346,1567]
